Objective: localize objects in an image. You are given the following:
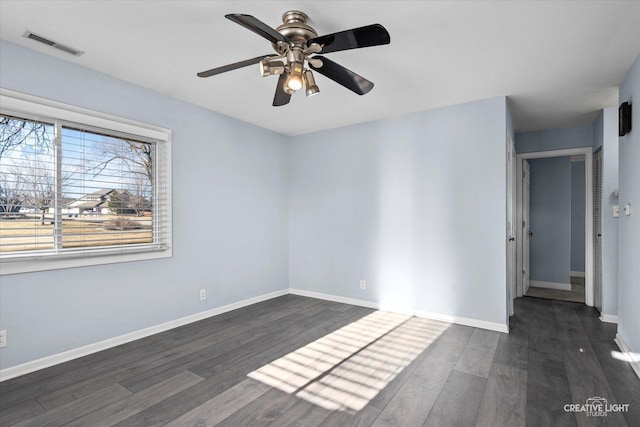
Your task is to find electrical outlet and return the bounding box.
[0,330,6,348]
[613,205,620,218]
[199,289,206,301]
[360,280,366,290]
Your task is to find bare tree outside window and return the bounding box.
[20,158,55,225]
[0,116,52,161]
[0,114,154,253]
[94,138,152,184]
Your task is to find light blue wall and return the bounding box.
[593,110,604,151]
[528,157,571,284]
[617,54,640,355]
[593,108,620,317]
[289,97,508,327]
[570,161,585,272]
[0,41,290,370]
[601,108,619,317]
[516,124,593,153]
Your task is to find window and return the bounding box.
[0,90,171,274]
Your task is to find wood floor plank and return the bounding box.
[367,323,473,411]
[526,301,565,363]
[268,399,334,427]
[371,382,437,427]
[590,341,640,426]
[552,302,628,427]
[187,303,341,377]
[66,371,203,427]
[423,370,486,427]
[408,323,474,392]
[112,367,246,427]
[13,384,131,427]
[453,328,501,378]
[189,305,373,379]
[319,406,381,427]
[118,298,332,393]
[493,332,529,370]
[0,399,44,427]
[165,378,271,427]
[35,369,131,411]
[474,362,527,427]
[576,306,639,427]
[288,315,448,413]
[574,305,617,344]
[526,358,576,427]
[214,388,299,426]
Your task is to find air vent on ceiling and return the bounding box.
[22,31,84,56]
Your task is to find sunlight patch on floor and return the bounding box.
[611,350,640,363]
[248,310,449,412]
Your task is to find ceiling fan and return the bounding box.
[197,10,390,106]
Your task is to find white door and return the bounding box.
[522,160,531,295]
[507,135,517,315]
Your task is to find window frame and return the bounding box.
[0,89,172,275]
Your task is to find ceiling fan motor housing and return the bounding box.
[275,10,318,47]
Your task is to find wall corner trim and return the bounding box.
[288,288,509,333]
[614,333,640,380]
[600,314,618,324]
[0,288,288,382]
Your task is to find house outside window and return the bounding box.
[0,90,172,274]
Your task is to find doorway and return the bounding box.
[512,148,594,308]
[523,155,585,303]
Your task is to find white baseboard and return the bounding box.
[0,288,288,382]
[600,314,618,324]
[289,288,509,333]
[529,280,572,291]
[570,271,585,278]
[614,333,640,380]
[289,288,380,310]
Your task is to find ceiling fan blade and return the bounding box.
[197,55,272,77]
[226,14,290,45]
[273,72,291,106]
[307,24,390,54]
[309,56,374,95]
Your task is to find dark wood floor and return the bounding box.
[525,276,586,303]
[1,295,638,426]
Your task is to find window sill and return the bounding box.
[0,247,172,275]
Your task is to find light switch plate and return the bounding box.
[624,204,631,216]
[613,206,620,218]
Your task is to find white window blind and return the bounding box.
[0,90,172,274]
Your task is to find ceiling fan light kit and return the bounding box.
[259,59,285,77]
[197,10,390,106]
[303,70,320,97]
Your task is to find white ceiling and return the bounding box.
[1,1,639,136]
